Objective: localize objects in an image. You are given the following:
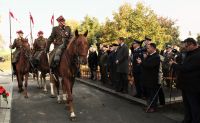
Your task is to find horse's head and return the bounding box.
[73,30,89,65]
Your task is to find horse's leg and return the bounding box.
[39,72,43,89]
[36,71,40,88]
[49,74,56,98]
[62,79,67,102]
[54,76,61,104]
[24,73,29,98]
[63,77,76,120]
[42,73,48,93]
[17,72,24,93]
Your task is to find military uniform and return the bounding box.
[46,25,72,68]
[33,36,47,65]
[10,37,28,63]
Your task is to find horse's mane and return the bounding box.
[67,36,76,50]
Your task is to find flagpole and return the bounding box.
[29,13,33,48]
[9,11,13,82]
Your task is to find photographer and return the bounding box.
[170,38,200,123]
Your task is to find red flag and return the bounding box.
[9,11,19,22]
[29,12,34,25]
[51,14,54,26]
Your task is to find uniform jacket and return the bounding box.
[46,25,72,50]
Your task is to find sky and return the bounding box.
[0,0,200,48]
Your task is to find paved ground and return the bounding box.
[10,76,182,123]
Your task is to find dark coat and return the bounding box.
[116,43,129,74]
[141,52,160,88]
[88,51,98,71]
[172,47,200,92]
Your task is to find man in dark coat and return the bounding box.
[131,39,144,98]
[108,43,119,88]
[170,38,200,123]
[137,43,160,112]
[45,15,72,70]
[88,47,98,80]
[115,37,129,93]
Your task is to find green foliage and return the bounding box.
[78,15,101,46]
[196,33,200,45]
[99,2,179,49]
[65,19,80,32]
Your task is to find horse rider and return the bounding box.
[9,30,29,75]
[45,15,72,72]
[32,31,47,67]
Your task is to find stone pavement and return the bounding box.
[0,72,13,123]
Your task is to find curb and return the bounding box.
[76,78,146,106]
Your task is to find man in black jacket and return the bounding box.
[137,43,160,113]
[170,38,200,123]
[115,37,129,93]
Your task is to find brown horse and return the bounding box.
[51,30,88,120]
[15,40,31,98]
[33,51,50,92]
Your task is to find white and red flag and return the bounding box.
[9,11,19,22]
[29,12,34,25]
[51,14,54,26]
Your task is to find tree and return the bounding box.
[65,19,80,32]
[98,2,179,49]
[196,33,200,45]
[79,15,102,45]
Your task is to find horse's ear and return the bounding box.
[75,30,79,37]
[84,30,88,37]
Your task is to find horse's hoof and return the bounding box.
[24,95,28,98]
[43,90,48,94]
[70,116,77,121]
[50,95,56,98]
[18,88,24,93]
[57,100,61,104]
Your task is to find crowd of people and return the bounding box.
[88,36,200,123]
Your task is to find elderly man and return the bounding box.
[137,43,161,113]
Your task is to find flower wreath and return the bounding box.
[0,86,9,104]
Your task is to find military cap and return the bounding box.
[56,15,65,22]
[38,31,43,35]
[112,43,119,46]
[16,30,24,34]
[118,37,125,41]
[145,36,151,41]
[133,39,141,44]
[166,44,172,48]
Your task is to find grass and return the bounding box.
[0,49,12,72]
[0,60,11,72]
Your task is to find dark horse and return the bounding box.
[33,51,50,92]
[51,30,88,120]
[15,40,31,98]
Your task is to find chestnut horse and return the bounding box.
[34,51,50,92]
[51,30,88,120]
[15,40,31,98]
